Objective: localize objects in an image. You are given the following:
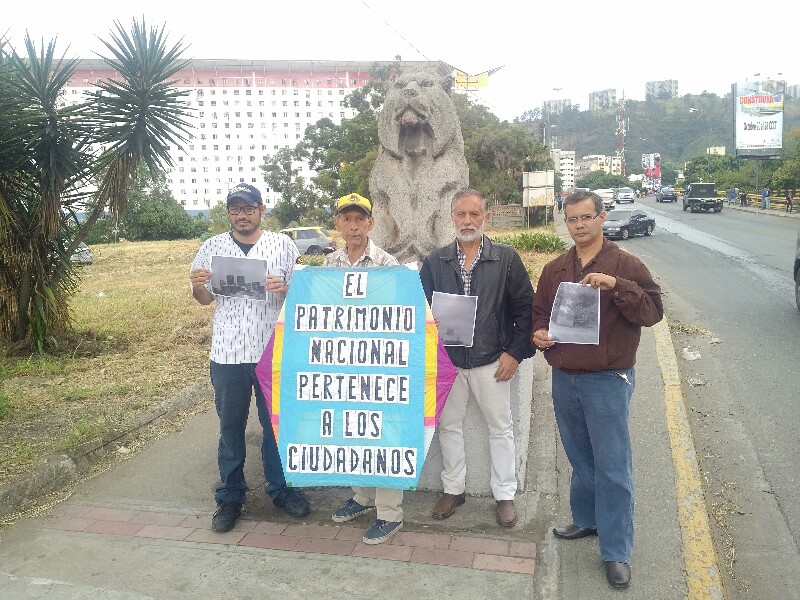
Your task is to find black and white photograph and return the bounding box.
[431,291,478,347]
[548,282,600,345]
[210,255,269,301]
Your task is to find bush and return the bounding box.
[493,231,567,253]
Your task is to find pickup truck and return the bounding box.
[682,182,723,213]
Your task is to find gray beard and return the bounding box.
[456,227,483,244]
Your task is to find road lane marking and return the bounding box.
[653,317,725,600]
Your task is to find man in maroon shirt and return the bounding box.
[532,190,663,590]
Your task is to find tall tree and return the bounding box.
[0,20,191,351]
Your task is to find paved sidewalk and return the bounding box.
[0,211,719,599]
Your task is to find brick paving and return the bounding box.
[43,504,536,575]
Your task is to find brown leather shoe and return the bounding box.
[431,492,465,519]
[496,499,518,527]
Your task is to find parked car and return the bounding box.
[602,209,655,240]
[794,229,800,310]
[657,186,678,202]
[70,242,94,265]
[279,227,336,255]
[615,187,635,203]
[594,188,617,211]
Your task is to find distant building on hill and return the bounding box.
[542,98,572,117]
[589,89,617,111]
[646,79,679,100]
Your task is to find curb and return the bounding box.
[652,318,725,600]
[0,383,213,521]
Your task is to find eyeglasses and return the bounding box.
[565,213,601,224]
[228,205,258,215]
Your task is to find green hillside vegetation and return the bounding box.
[546,93,800,178]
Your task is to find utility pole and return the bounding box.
[616,91,627,176]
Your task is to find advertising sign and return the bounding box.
[522,170,555,207]
[255,266,456,489]
[733,80,785,158]
[642,153,661,190]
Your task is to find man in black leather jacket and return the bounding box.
[420,188,534,527]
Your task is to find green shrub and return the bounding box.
[494,231,567,253]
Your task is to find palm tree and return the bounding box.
[0,19,192,351]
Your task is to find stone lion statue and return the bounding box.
[369,67,469,262]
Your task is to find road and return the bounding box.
[608,198,800,599]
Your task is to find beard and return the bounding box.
[456,224,484,244]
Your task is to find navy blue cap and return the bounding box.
[226,183,263,206]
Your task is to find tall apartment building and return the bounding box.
[542,98,572,117]
[550,149,576,191]
[588,89,617,111]
[62,59,439,213]
[645,79,679,100]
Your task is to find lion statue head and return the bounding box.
[377,68,463,160]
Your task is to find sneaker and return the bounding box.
[332,498,376,523]
[362,519,403,545]
[271,487,310,518]
[211,502,242,533]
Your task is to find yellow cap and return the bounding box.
[335,193,372,216]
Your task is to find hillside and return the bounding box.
[547,94,800,173]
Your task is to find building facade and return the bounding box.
[62,59,439,213]
[574,154,616,183]
[645,79,679,100]
[550,149,576,191]
[588,89,617,111]
[542,98,572,117]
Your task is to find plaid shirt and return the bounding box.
[323,238,398,267]
[456,238,484,296]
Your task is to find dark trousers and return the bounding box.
[210,361,286,504]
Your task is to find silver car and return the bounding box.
[615,187,635,203]
[279,227,336,255]
[70,242,94,266]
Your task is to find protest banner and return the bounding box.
[255,265,455,489]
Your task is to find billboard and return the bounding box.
[522,170,555,207]
[732,80,785,158]
[642,153,661,189]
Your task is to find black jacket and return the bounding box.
[420,236,535,369]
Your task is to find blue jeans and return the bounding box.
[551,367,635,563]
[210,361,286,505]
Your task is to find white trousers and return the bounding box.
[438,361,517,500]
[352,487,404,522]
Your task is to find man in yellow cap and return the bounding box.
[323,194,404,544]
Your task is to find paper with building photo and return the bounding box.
[210,255,269,301]
[431,291,477,347]
[548,282,600,345]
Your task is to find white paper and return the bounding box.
[548,282,600,345]
[210,255,269,301]
[431,291,478,347]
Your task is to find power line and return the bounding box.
[360,1,433,62]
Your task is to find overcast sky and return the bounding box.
[4,1,796,121]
